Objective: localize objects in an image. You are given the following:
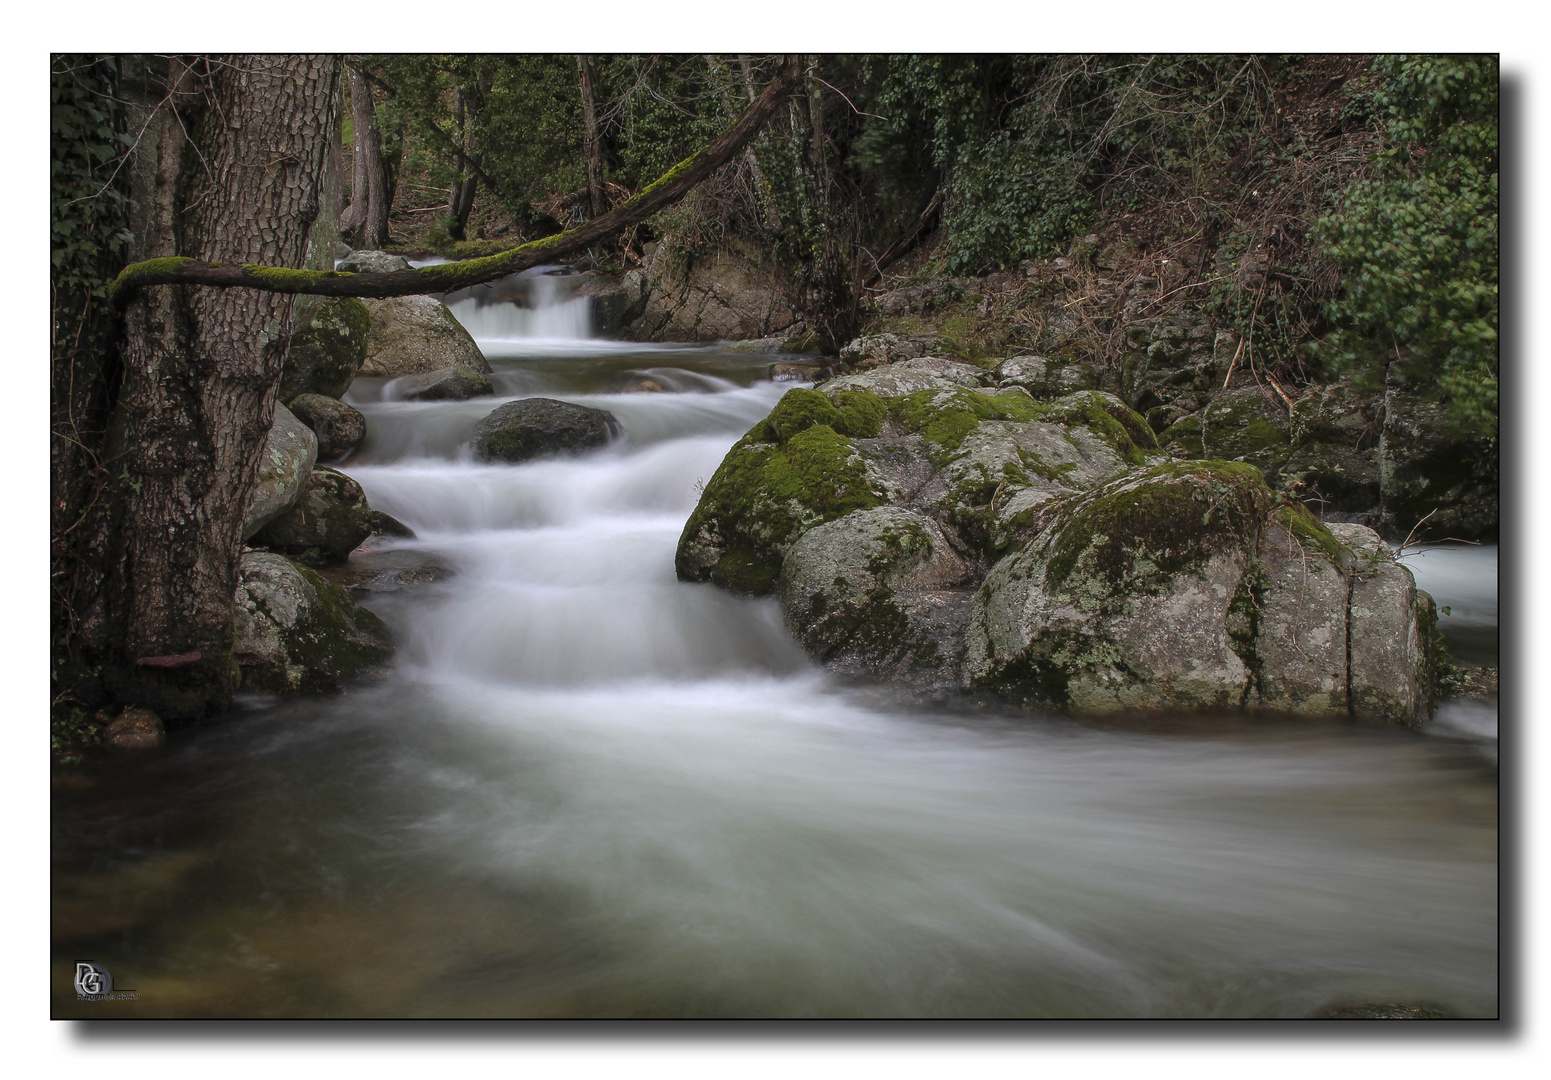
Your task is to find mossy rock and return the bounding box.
[280,297,371,402]
[252,466,374,566]
[1202,386,1292,470]
[675,423,890,596]
[288,393,367,461]
[967,461,1277,712]
[776,506,973,686]
[469,398,620,464]
[1377,390,1498,540]
[397,364,495,402]
[233,552,393,694]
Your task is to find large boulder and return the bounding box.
[681,365,1441,724]
[1201,385,1293,472]
[676,382,1160,597]
[469,398,620,464]
[279,296,371,402]
[619,237,799,342]
[252,466,374,565]
[242,402,317,540]
[396,364,495,402]
[357,295,491,378]
[232,551,393,694]
[777,507,974,688]
[288,393,367,461]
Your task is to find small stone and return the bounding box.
[104,707,164,750]
[336,249,411,274]
[369,510,416,539]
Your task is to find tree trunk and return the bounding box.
[446,85,478,240]
[342,61,389,249]
[576,54,604,221]
[95,54,343,719]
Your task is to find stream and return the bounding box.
[52,269,1499,1018]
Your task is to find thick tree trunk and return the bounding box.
[95,54,343,719]
[446,86,478,240]
[576,54,604,221]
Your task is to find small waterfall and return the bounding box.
[443,265,593,343]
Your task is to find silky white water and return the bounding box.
[51,281,1498,1018]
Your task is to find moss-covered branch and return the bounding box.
[109,56,803,306]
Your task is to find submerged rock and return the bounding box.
[469,398,620,464]
[252,466,374,565]
[288,393,367,461]
[242,402,318,540]
[233,551,393,693]
[357,295,491,378]
[104,706,164,750]
[396,364,495,402]
[280,296,371,402]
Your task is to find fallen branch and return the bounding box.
[110,56,803,305]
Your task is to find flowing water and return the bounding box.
[52,270,1499,1018]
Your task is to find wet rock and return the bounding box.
[280,296,371,402]
[253,466,374,565]
[357,295,491,378]
[778,507,973,688]
[770,361,827,382]
[620,377,666,393]
[242,402,318,540]
[724,336,787,353]
[104,706,164,750]
[337,249,411,273]
[52,849,207,942]
[233,551,393,693]
[287,393,367,461]
[396,363,495,402]
[369,510,416,539]
[319,546,452,595]
[470,398,620,464]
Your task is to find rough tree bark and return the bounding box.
[88,54,344,719]
[576,54,605,221]
[446,85,478,240]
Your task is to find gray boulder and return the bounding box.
[357,295,492,378]
[619,237,799,342]
[778,507,974,687]
[396,364,495,402]
[288,393,367,461]
[837,332,947,370]
[337,249,411,274]
[242,402,317,540]
[233,551,393,694]
[252,466,374,565]
[1339,524,1437,727]
[470,398,620,464]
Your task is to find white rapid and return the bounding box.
[50,278,1499,1019]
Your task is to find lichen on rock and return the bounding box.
[242,402,318,541]
[233,551,393,694]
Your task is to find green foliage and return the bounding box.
[1316,55,1498,440]
[51,55,134,298]
[851,55,1274,274]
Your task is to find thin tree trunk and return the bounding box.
[576,54,604,220]
[446,86,477,240]
[103,54,343,718]
[340,62,372,236]
[707,54,779,229]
